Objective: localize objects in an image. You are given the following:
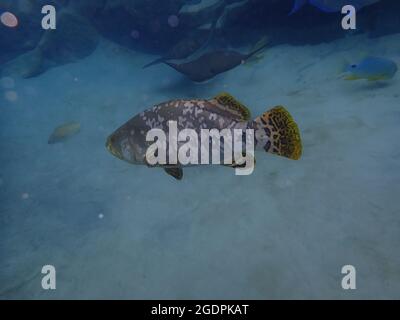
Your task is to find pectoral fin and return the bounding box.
[164,167,183,180]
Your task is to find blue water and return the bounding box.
[1,0,400,299]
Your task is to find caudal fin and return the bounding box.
[255,106,302,160]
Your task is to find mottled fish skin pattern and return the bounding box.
[108,99,252,167]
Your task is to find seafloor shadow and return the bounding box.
[354,81,394,91]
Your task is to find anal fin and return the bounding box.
[223,153,256,169]
[164,167,183,180]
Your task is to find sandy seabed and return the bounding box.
[0,32,399,299]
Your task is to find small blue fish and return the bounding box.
[289,0,380,15]
[344,57,398,81]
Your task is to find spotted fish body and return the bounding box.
[106,93,302,180]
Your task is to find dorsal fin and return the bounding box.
[212,92,251,121]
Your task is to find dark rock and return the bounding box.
[1,9,99,78]
[37,10,99,65]
[1,48,44,78]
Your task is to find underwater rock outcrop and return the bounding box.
[178,0,226,29]
[1,9,99,78]
[66,0,107,18]
[0,0,49,65]
[1,48,43,78]
[2,0,400,78]
[37,10,99,65]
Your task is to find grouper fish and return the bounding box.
[106,93,302,180]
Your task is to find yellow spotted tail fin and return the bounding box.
[255,106,302,160]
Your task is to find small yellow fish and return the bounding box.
[48,121,81,144]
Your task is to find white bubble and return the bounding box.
[131,30,140,39]
[168,15,179,28]
[21,193,29,200]
[1,12,18,28]
[4,91,18,102]
[98,213,104,219]
[1,77,15,89]
[162,77,171,86]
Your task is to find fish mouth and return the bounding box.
[106,136,123,160]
